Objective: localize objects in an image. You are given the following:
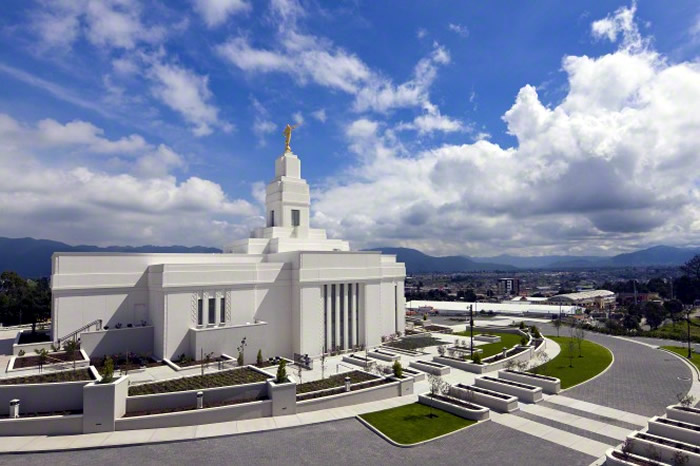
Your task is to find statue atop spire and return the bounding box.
[283,123,300,153]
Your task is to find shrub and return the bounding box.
[256,349,263,366]
[101,357,114,383]
[520,335,529,346]
[276,359,288,383]
[437,345,446,356]
[17,349,25,356]
[472,352,482,364]
[392,360,403,378]
[519,321,526,330]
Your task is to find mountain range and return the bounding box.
[0,237,697,278]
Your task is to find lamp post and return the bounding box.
[469,304,474,359]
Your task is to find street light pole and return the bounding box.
[470,304,474,359]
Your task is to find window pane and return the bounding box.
[292,209,300,226]
[208,298,215,324]
[220,297,225,324]
[197,299,203,326]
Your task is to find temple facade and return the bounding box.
[50,148,406,362]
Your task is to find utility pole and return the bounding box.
[688,307,692,359]
[469,304,474,359]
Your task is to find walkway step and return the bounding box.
[544,396,648,427]
[519,404,633,441]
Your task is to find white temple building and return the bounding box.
[50,145,406,363]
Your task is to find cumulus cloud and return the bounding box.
[0,113,256,247]
[216,3,459,132]
[311,109,327,123]
[448,23,469,38]
[148,61,230,136]
[250,97,276,145]
[192,0,250,28]
[311,7,700,255]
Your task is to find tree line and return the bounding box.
[0,271,51,331]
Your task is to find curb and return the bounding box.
[658,347,700,382]
[543,337,615,393]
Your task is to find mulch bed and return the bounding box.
[172,356,229,368]
[296,371,379,395]
[91,354,160,373]
[297,378,392,401]
[0,369,94,385]
[0,409,81,419]
[384,336,445,351]
[128,367,269,396]
[123,396,264,417]
[13,351,83,369]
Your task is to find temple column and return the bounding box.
[355,283,361,346]
[334,284,340,351]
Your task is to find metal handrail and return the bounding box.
[57,319,102,345]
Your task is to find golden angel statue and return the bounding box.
[283,123,300,152]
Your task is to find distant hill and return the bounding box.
[0,237,221,278]
[475,245,700,269]
[366,247,518,274]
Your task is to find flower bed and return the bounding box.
[128,367,269,396]
[296,370,379,395]
[91,353,160,373]
[0,369,94,385]
[13,351,84,369]
[384,336,445,351]
[123,396,263,417]
[297,377,391,401]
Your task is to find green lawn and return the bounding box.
[661,346,700,372]
[359,402,475,445]
[646,319,700,343]
[453,331,523,358]
[532,336,613,389]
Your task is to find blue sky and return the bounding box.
[0,0,699,256]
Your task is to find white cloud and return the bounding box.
[31,0,166,51]
[591,3,645,51]
[292,111,304,125]
[311,108,327,123]
[193,0,250,28]
[250,97,276,145]
[148,61,230,136]
[0,113,255,247]
[416,28,427,39]
[448,23,469,38]
[311,7,700,256]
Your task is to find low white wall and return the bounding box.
[0,379,89,416]
[647,416,700,446]
[82,376,129,433]
[296,378,410,413]
[12,330,54,356]
[666,405,700,426]
[409,360,449,375]
[498,369,560,394]
[126,381,269,413]
[450,384,518,413]
[627,432,700,466]
[81,326,154,358]
[0,414,83,436]
[475,376,543,403]
[188,322,278,364]
[116,399,272,431]
[417,394,489,421]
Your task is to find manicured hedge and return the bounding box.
[128,367,269,395]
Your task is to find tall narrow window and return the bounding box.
[197,298,203,326]
[220,297,226,324]
[323,285,328,353]
[339,284,345,349]
[208,297,215,325]
[394,284,398,333]
[269,210,275,227]
[348,283,353,347]
[291,209,300,227]
[331,284,336,350]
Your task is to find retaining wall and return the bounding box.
[297,377,412,413]
[81,326,154,358]
[0,378,91,416]
[0,414,83,436]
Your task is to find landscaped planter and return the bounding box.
[11,330,53,356]
[417,393,489,421]
[499,369,560,394]
[7,349,90,373]
[451,383,519,413]
[380,345,421,356]
[626,431,700,466]
[474,376,543,403]
[666,404,700,426]
[367,349,400,362]
[648,416,700,446]
[267,376,296,416]
[402,367,425,382]
[604,447,672,466]
[296,377,410,413]
[342,354,372,368]
[433,355,483,373]
[409,360,450,376]
[446,346,483,356]
[474,334,501,344]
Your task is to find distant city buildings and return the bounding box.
[497,277,520,296]
[546,290,616,310]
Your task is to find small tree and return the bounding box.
[472,352,481,364]
[567,339,576,368]
[256,349,263,366]
[201,351,214,376]
[101,356,114,383]
[35,348,48,373]
[236,337,248,366]
[63,339,79,371]
[673,450,690,466]
[520,335,529,346]
[427,374,449,418]
[534,352,551,376]
[553,318,562,337]
[392,359,402,378]
[519,321,526,330]
[296,363,303,384]
[676,392,696,408]
[574,324,585,357]
[276,359,288,383]
[437,345,446,356]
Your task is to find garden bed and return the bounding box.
[384,336,445,351]
[91,353,160,373]
[123,396,263,417]
[12,350,84,369]
[296,371,379,395]
[170,355,229,368]
[128,367,269,396]
[296,378,392,401]
[0,369,94,385]
[0,409,81,419]
[423,325,453,334]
